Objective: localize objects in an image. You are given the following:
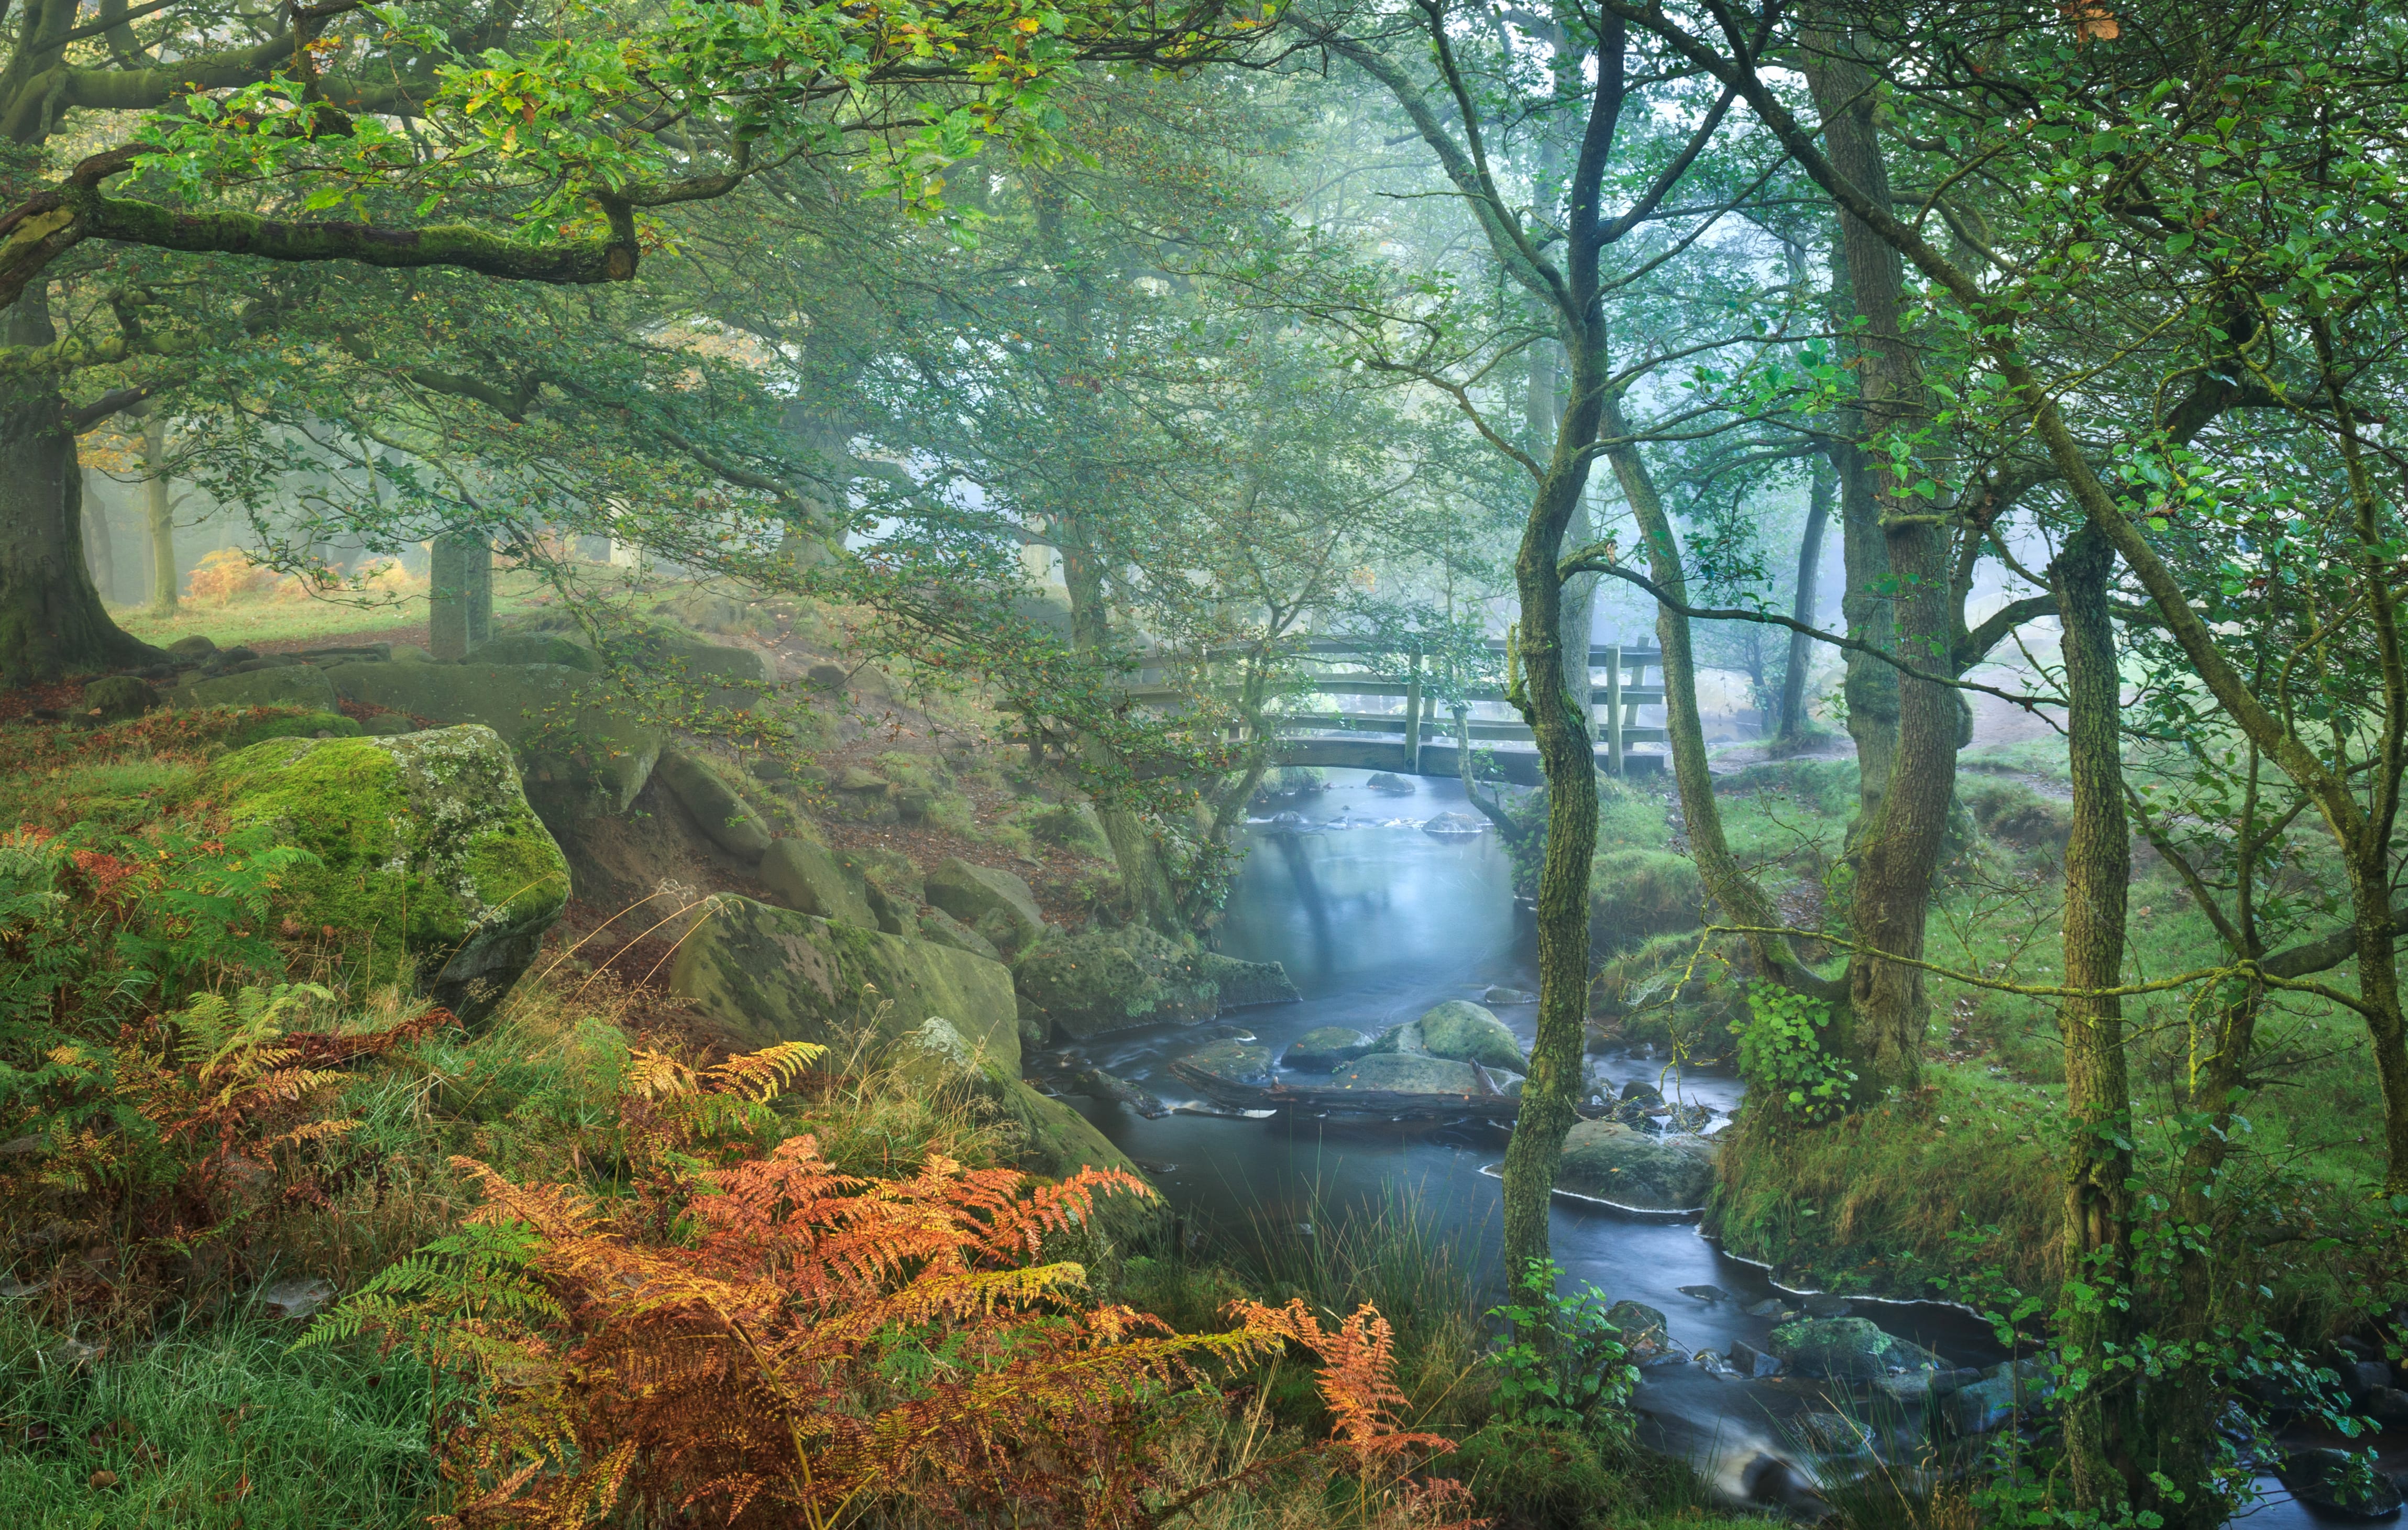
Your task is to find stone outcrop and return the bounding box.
[203,725,570,1024]
[1555,1120,1718,1212]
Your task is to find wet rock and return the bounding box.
[260,1276,336,1321]
[1795,1412,1874,1457]
[1621,1080,1666,1106]
[1606,1301,1683,1364]
[81,675,158,721]
[1940,1375,2028,1436]
[1678,1284,1732,1304]
[1365,773,1416,795]
[1744,1298,1792,1319]
[1328,1053,1481,1095]
[1074,1068,1169,1119]
[1653,1102,1716,1133]
[1555,1120,1717,1211]
[1202,951,1301,1010]
[166,634,216,662]
[1263,810,1311,831]
[1413,1000,1529,1070]
[1483,985,1536,1004]
[2346,1360,2395,1399]
[1282,1026,1377,1071]
[760,838,877,928]
[2279,1448,2404,1521]
[1421,811,1486,837]
[2363,1387,2408,1427]
[1767,1317,1945,1383]
[1728,1339,1783,1379]
[1174,1040,1278,1091]
[1800,1292,1854,1319]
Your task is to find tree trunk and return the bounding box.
[0,295,157,682]
[427,532,491,659]
[144,413,179,614]
[1776,450,1834,746]
[1806,31,1950,1092]
[2051,521,2140,1515]
[81,469,117,607]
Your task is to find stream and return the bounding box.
[1042,769,2319,1523]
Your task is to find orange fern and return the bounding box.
[314,1045,1463,1530]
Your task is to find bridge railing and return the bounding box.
[1118,639,1671,777]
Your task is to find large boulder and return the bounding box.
[329,662,663,819]
[1414,1000,1527,1070]
[1555,1120,1717,1212]
[918,907,1003,962]
[203,726,570,1024]
[1328,1053,1481,1095]
[760,838,877,928]
[1197,950,1301,1009]
[655,747,772,861]
[82,675,159,721]
[668,895,1020,1073]
[168,666,338,712]
[1282,1026,1376,1071]
[468,631,601,672]
[1766,1317,1947,1383]
[924,858,1048,952]
[1013,925,1221,1041]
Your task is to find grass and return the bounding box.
[0,1309,438,1529]
[111,568,561,652]
[1690,747,2387,1324]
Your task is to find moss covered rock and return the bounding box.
[329,661,663,820]
[668,895,1020,1073]
[925,858,1048,951]
[1013,925,1221,1041]
[468,631,602,671]
[918,906,1003,962]
[224,710,361,748]
[655,747,772,861]
[203,725,570,1024]
[169,666,339,712]
[760,838,876,928]
[1556,1120,1718,1212]
[1414,1000,1527,1069]
[82,675,158,721]
[1328,1053,1481,1095]
[1766,1316,1945,1381]
[1172,1040,1278,1091]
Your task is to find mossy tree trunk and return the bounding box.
[142,412,178,614]
[0,293,158,682]
[2051,522,2141,1515]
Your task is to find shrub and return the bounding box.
[1734,984,1856,1122]
[1485,1258,1635,1433]
[1442,1421,1624,1530]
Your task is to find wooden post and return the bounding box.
[1605,643,1624,775]
[1402,641,1423,774]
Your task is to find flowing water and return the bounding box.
[1048,769,2315,1521]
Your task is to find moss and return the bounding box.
[225,709,361,749]
[1589,933,1749,1064]
[1013,925,1222,1040]
[201,726,569,1020]
[1587,848,1706,950]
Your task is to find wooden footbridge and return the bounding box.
[1131,641,1668,786]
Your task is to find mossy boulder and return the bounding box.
[1282,1026,1376,1071]
[1413,1000,1527,1069]
[1013,925,1223,1041]
[760,838,876,928]
[918,907,1003,962]
[468,631,601,672]
[1766,1316,1946,1382]
[925,858,1048,951]
[655,747,772,861]
[1556,1120,1718,1212]
[168,666,339,712]
[329,661,663,820]
[223,709,361,748]
[1963,777,2075,856]
[1196,950,1300,1010]
[82,675,158,721]
[202,725,570,1024]
[667,895,1020,1073]
[1328,1053,1481,1095]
